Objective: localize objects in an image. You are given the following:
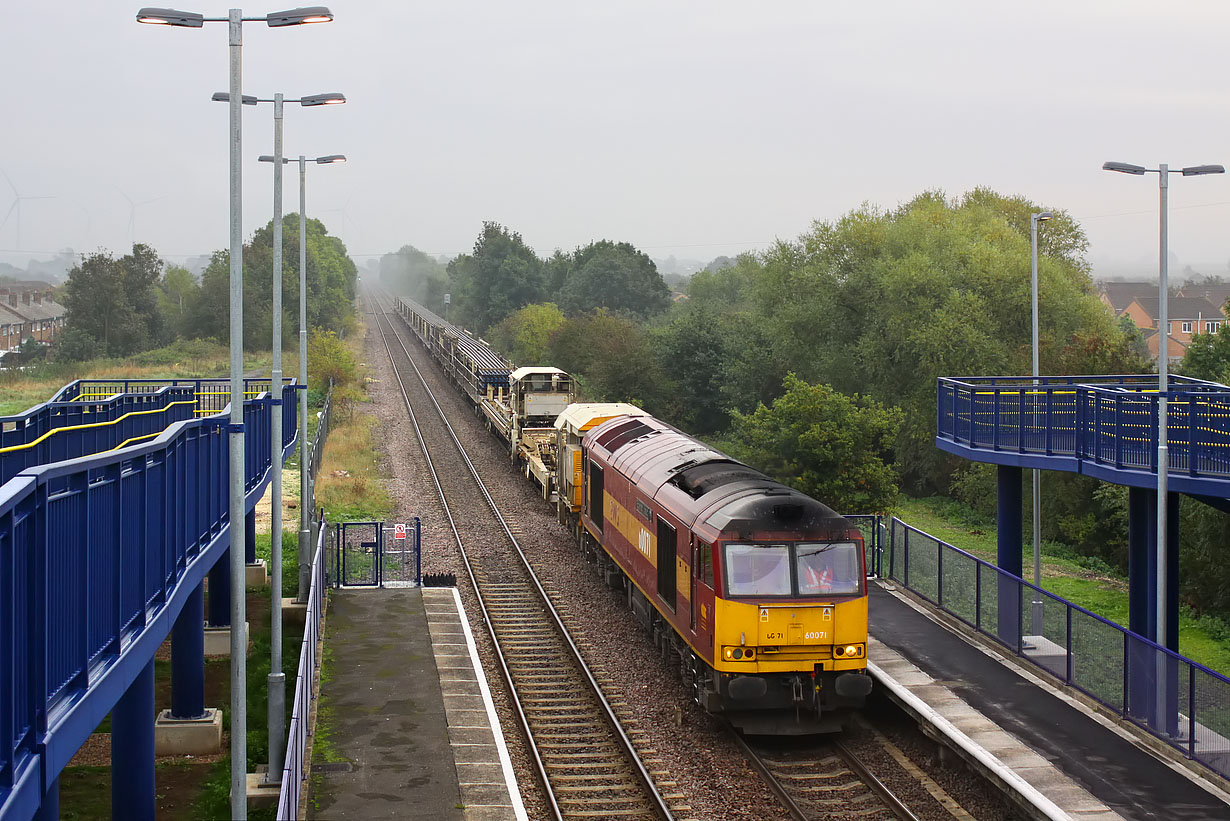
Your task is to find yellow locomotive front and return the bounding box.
[703,526,873,734]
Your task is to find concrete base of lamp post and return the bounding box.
[281,597,308,630]
[245,559,269,588]
[154,708,223,756]
[204,623,250,657]
[244,771,282,808]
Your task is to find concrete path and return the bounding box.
[309,588,463,819]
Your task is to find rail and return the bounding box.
[54,376,299,415]
[0,391,297,817]
[277,509,327,821]
[868,513,1230,780]
[936,375,1230,489]
[0,386,197,485]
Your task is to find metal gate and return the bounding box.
[334,519,421,588]
[337,521,382,587]
[381,518,421,588]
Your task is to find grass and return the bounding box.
[891,496,1230,676]
[313,414,394,522]
[0,339,275,416]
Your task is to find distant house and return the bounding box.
[1121,295,1221,364]
[1177,283,1230,315]
[1097,280,1155,316]
[0,286,66,352]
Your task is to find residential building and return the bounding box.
[0,287,66,351]
[1097,280,1155,316]
[1120,295,1221,364]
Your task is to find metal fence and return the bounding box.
[54,376,299,416]
[277,509,327,821]
[936,374,1230,480]
[872,513,1230,780]
[0,391,294,816]
[1,385,197,485]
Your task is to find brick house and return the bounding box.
[1097,280,1155,315]
[0,287,66,352]
[1120,295,1222,364]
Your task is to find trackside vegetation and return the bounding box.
[379,188,1230,667]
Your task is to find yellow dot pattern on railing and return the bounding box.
[0,400,199,455]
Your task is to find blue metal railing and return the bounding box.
[870,513,1230,780]
[54,377,299,416]
[277,510,326,820]
[0,387,197,485]
[936,375,1230,483]
[0,391,297,817]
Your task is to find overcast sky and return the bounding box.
[4,1,1230,277]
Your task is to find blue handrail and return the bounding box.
[0,391,297,817]
[936,375,1230,491]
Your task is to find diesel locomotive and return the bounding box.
[394,295,872,733]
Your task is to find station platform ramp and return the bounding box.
[870,582,1230,820]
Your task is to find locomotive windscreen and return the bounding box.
[670,460,768,500]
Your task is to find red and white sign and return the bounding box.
[393,523,407,540]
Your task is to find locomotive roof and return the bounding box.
[554,402,645,433]
[586,414,845,534]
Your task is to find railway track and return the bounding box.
[734,729,928,821]
[366,291,675,821]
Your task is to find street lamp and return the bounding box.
[260,153,345,607]
[223,90,343,784]
[138,8,334,819]
[1029,210,1052,637]
[1101,160,1223,669]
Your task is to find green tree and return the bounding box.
[61,243,166,357]
[1180,325,1230,383]
[547,311,663,405]
[157,264,199,336]
[186,215,356,349]
[447,223,544,331]
[379,245,448,313]
[487,302,566,365]
[556,240,671,318]
[721,374,902,514]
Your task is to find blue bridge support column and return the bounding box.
[245,508,257,565]
[112,659,155,821]
[171,584,205,719]
[996,465,1023,647]
[208,549,230,628]
[1126,488,1181,734]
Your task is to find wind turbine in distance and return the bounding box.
[118,188,166,250]
[0,167,54,251]
[317,193,361,247]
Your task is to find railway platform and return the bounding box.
[308,586,524,820]
[869,582,1230,820]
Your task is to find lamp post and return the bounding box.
[137,8,334,818]
[260,153,347,603]
[1029,210,1052,636]
[219,90,343,783]
[1102,161,1223,722]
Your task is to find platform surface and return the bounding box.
[869,582,1230,820]
[308,587,521,819]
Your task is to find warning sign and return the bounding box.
[393,523,407,540]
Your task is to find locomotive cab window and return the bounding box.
[588,462,604,532]
[724,541,861,598]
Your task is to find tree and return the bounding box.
[185,215,357,349]
[487,302,566,365]
[721,375,902,514]
[61,244,166,358]
[379,244,448,313]
[157,264,199,337]
[556,240,671,318]
[547,311,663,405]
[1180,325,1230,383]
[447,223,544,331]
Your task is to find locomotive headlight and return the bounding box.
[834,644,865,658]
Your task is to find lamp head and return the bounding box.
[1033,211,1054,222]
[300,93,346,106]
[1103,161,1148,175]
[258,155,291,164]
[266,6,333,26]
[212,92,258,105]
[1182,164,1225,177]
[136,7,204,26]
[316,155,346,164]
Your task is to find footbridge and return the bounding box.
[0,377,298,819]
